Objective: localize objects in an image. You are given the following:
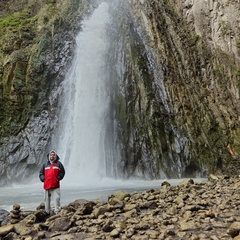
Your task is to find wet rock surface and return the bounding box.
[1,0,240,186]
[0,0,96,186]
[127,0,240,178]
[1,175,240,239]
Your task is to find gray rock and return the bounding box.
[48,216,72,232]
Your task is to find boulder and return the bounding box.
[0,224,14,237]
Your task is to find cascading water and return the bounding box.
[0,1,208,212]
[53,1,121,186]
[51,0,192,183]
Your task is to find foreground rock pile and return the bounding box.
[1,175,240,239]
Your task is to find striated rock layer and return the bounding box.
[0,0,240,184]
[121,0,240,178]
[0,0,96,185]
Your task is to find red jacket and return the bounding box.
[39,153,65,190]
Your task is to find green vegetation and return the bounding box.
[220,20,232,35]
[235,68,240,76]
[0,0,95,138]
[164,0,177,18]
[235,68,240,89]
[191,34,201,46]
[237,39,240,55]
[237,40,240,48]
[0,9,37,34]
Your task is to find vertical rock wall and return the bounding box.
[111,1,192,179]
[126,0,240,177]
[1,0,239,184]
[0,0,96,185]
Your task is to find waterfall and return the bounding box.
[50,0,191,183]
[53,1,120,186]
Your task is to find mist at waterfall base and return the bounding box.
[0,2,207,212]
[53,1,117,186]
[0,178,207,212]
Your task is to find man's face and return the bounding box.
[50,152,55,161]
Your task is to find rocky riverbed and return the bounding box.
[1,175,240,239]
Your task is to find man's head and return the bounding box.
[49,150,57,162]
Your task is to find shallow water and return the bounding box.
[0,178,207,212]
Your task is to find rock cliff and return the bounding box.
[119,0,240,178]
[0,0,95,185]
[0,0,239,184]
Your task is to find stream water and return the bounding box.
[0,1,206,213]
[0,178,207,212]
[52,0,120,185]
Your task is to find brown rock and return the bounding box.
[179,221,199,231]
[0,224,14,237]
[2,231,18,240]
[234,235,240,240]
[228,222,240,238]
[12,204,20,211]
[110,228,121,237]
[13,223,33,236]
[112,190,130,201]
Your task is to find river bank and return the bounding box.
[1,175,240,239]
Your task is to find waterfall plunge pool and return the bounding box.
[0,178,207,212]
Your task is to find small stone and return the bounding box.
[228,222,240,238]
[12,204,21,211]
[110,228,121,237]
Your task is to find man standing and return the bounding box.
[39,150,65,214]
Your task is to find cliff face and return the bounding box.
[122,0,240,178]
[0,0,95,137]
[0,0,239,184]
[0,0,95,185]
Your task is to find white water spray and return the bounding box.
[55,2,114,186]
